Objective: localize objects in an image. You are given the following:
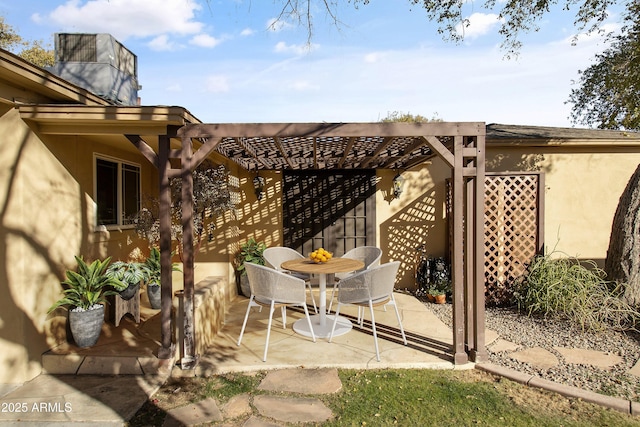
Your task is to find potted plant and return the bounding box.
[427,285,447,304]
[48,256,126,348]
[235,237,266,297]
[425,257,451,304]
[106,260,150,300]
[143,247,181,309]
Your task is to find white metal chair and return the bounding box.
[263,247,318,313]
[328,261,407,361]
[328,246,382,313]
[237,262,316,361]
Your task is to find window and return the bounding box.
[95,156,141,227]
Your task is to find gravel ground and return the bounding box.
[426,300,640,402]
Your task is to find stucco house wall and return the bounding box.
[485,129,640,265]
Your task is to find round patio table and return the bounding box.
[281,257,364,338]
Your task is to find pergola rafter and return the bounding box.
[146,121,486,369]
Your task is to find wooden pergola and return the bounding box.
[135,121,487,367]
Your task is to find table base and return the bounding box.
[293,314,352,339]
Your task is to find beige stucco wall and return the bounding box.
[0,108,86,384]
[486,146,640,265]
[376,160,451,290]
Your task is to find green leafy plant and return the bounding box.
[48,256,126,312]
[428,257,451,296]
[427,285,445,296]
[106,260,151,288]
[514,253,640,332]
[235,237,266,276]
[143,247,181,287]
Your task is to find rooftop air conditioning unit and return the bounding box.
[48,33,141,105]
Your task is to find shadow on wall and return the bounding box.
[234,171,282,249]
[0,110,101,383]
[380,163,451,291]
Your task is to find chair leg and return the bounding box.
[281,305,287,328]
[302,304,316,342]
[369,300,381,362]
[237,296,254,346]
[327,283,337,313]
[328,303,342,342]
[390,294,407,345]
[307,282,318,314]
[357,306,364,327]
[263,301,276,362]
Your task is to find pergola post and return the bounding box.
[452,136,468,364]
[157,135,174,359]
[180,136,198,369]
[471,134,487,362]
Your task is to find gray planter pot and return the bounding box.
[147,284,161,309]
[240,274,251,297]
[119,282,140,300]
[69,305,104,348]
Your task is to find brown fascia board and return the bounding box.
[0,48,109,106]
[18,104,201,135]
[486,123,640,148]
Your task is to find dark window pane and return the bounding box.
[121,163,140,225]
[96,158,117,225]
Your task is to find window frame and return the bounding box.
[93,153,142,230]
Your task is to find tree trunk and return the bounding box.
[605,163,640,305]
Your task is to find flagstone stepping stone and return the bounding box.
[628,359,640,377]
[485,329,499,346]
[221,393,252,419]
[163,397,222,426]
[243,415,281,426]
[554,347,622,369]
[253,395,333,423]
[489,338,520,353]
[258,368,342,394]
[511,347,559,370]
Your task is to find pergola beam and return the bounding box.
[274,137,296,170]
[361,137,394,168]
[338,137,356,168]
[179,122,485,139]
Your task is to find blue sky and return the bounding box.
[1,0,624,127]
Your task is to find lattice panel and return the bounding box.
[214,134,437,171]
[484,174,540,286]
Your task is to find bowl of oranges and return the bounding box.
[309,248,332,263]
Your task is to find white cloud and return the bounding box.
[267,17,293,33]
[364,52,385,63]
[45,0,204,41]
[148,35,177,52]
[206,75,230,93]
[274,41,317,55]
[190,34,222,48]
[240,28,254,37]
[456,13,502,40]
[30,13,43,24]
[290,80,319,91]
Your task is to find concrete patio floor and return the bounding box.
[192,291,463,376]
[40,291,464,377]
[0,292,463,425]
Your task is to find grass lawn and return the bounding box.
[128,368,640,426]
